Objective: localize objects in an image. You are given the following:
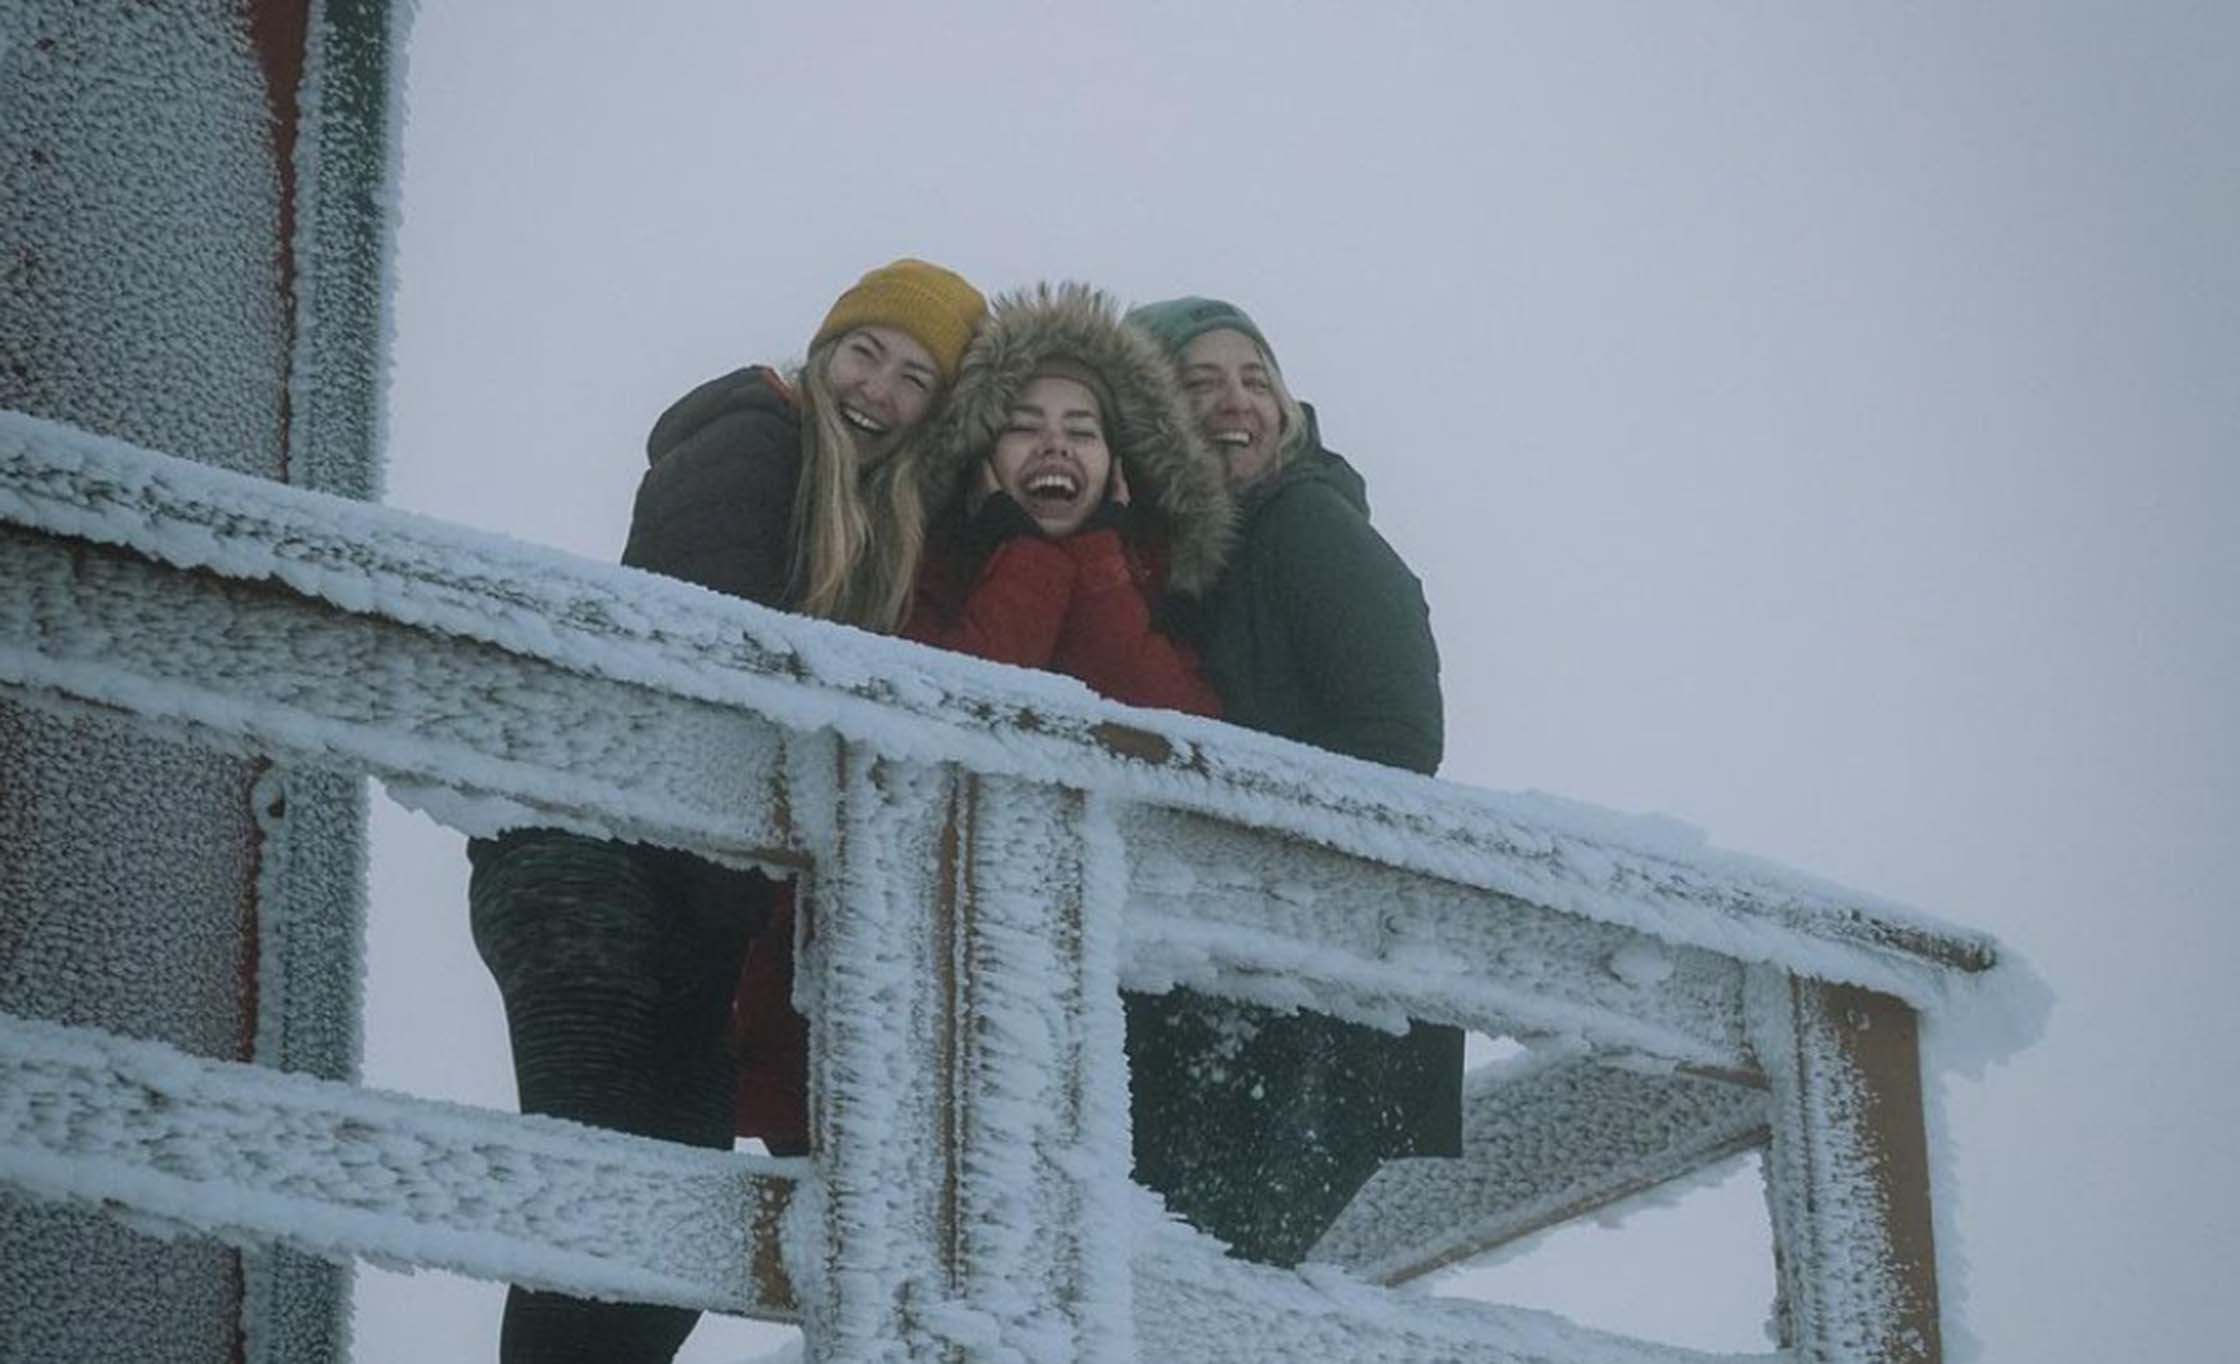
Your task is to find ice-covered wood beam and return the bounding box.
[0,1010,800,1320]
[1748,970,1941,1363]
[0,522,803,867]
[798,755,1136,1361]
[0,412,2006,1012]
[1122,806,1753,1070]
[1135,1215,1777,1364]
[1309,1050,1769,1285]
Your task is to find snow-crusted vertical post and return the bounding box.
[1748,967,1943,1363]
[939,775,1134,1363]
[2,2,404,1360]
[793,739,950,1361]
[797,744,1133,1363]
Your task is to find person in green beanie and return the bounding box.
[1122,295,1459,1268]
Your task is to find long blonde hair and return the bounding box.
[786,338,932,632]
[1265,354,1313,472]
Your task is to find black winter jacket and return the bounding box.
[1126,415,1458,1269]
[624,366,803,604]
[467,366,802,1008]
[1199,414,1442,773]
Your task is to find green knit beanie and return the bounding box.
[1124,296,1280,371]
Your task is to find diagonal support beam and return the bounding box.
[1138,1211,1774,1364]
[1310,1050,1768,1284]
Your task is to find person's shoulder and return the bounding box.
[1255,458,1376,545]
[1250,453,1428,602]
[624,366,803,596]
[646,365,800,467]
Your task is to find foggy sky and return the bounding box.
[358,5,2240,1359]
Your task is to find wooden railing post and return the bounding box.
[800,746,1132,1362]
[1749,968,1943,1363]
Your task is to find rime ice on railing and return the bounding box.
[1,415,2046,1363]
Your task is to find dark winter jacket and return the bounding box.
[469,364,804,1149]
[1126,410,1459,1268]
[623,365,803,603]
[1200,412,1442,772]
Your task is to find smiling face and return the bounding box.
[1178,327,1286,490]
[822,325,940,463]
[989,375,1114,537]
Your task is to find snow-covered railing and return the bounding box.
[0,410,2035,1363]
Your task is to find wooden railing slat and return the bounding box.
[0,1010,800,1319]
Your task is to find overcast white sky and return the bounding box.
[355,4,2239,1360]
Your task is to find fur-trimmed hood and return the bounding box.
[919,282,1233,596]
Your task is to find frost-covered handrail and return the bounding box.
[3,410,2030,1362]
[0,411,2010,1014]
[0,1011,799,1317]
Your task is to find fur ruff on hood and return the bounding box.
[920,282,1233,596]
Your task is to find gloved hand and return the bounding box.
[964,489,1044,555]
[1077,496,1133,537]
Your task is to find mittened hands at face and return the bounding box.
[968,454,1134,547]
[1077,498,1131,537]
[1075,459,1133,538]
[964,488,1047,554]
[968,489,1134,554]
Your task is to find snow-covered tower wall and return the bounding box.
[0,3,406,1360]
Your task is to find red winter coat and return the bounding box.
[906,524,1221,715]
[729,521,1219,1151]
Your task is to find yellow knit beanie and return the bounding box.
[811,259,988,385]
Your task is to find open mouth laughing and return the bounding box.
[840,405,891,438]
[1024,467,1079,501]
[1019,460,1085,514]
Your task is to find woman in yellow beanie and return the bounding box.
[465,259,985,1364]
[630,256,988,628]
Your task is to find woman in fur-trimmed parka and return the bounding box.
[727,283,1232,1152]
[1122,295,1458,1269]
[907,281,1231,701]
[465,259,985,1364]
